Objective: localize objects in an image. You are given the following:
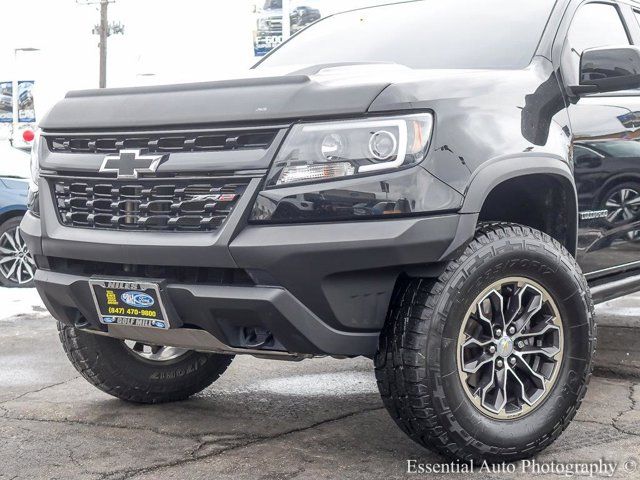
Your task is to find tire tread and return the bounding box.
[58,322,233,404]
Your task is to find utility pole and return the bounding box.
[99,0,108,88]
[77,0,124,88]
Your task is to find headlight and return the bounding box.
[265,113,433,188]
[29,129,41,192]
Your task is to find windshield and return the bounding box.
[259,0,557,70]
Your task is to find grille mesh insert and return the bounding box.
[46,130,278,154]
[53,178,247,232]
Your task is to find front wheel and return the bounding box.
[58,322,234,404]
[375,223,596,462]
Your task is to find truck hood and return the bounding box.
[39,63,518,130]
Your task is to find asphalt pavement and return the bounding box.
[1,290,640,479]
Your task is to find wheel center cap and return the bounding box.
[496,336,514,358]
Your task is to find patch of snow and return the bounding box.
[0,287,47,321]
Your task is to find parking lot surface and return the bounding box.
[2,289,640,479]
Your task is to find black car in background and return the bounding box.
[290,6,321,32]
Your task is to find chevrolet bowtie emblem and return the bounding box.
[99,149,166,179]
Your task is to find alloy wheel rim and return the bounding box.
[123,340,189,362]
[0,226,36,285]
[605,188,640,224]
[457,277,564,419]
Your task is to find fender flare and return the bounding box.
[441,154,578,259]
[461,153,575,213]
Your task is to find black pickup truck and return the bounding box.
[22,0,640,463]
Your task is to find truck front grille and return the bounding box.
[53,178,247,232]
[46,129,278,153]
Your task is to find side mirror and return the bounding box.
[574,45,640,94]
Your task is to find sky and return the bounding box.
[0,0,402,119]
[1,0,257,116]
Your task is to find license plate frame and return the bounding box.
[89,277,174,330]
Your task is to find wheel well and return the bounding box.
[0,209,26,228]
[478,174,577,255]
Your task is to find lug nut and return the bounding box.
[495,328,503,337]
[508,326,516,335]
[517,341,525,348]
[496,359,504,368]
[488,345,496,354]
[509,357,517,366]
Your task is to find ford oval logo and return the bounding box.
[121,291,155,308]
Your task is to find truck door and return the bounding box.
[563,1,640,275]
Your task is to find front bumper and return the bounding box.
[23,207,467,357]
[34,269,380,357]
[22,169,472,357]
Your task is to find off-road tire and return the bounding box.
[58,322,234,404]
[375,222,596,462]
